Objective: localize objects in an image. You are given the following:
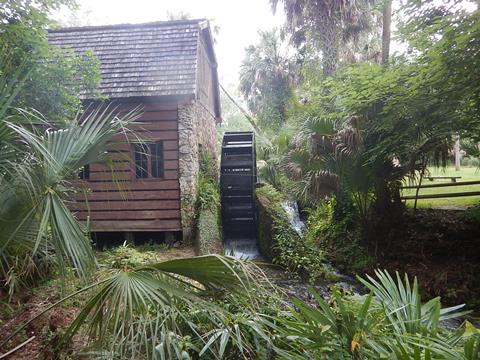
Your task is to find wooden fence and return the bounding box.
[400,180,480,208]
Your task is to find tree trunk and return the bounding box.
[381,0,392,64]
[317,11,339,76]
[414,160,427,211]
[454,134,461,171]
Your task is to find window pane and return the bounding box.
[79,164,90,180]
[150,141,164,178]
[134,143,149,178]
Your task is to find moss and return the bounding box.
[307,200,374,275]
[196,207,223,255]
[256,184,288,260]
[195,151,223,255]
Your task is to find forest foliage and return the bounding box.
[235,0,480,316]
[1,0,480,358]
[240,0,480,245]
[1,0,101,120]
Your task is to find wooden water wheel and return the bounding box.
[220,132,258,256]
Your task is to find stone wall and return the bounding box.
[178,100,217,242]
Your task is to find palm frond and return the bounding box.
[54,255,272,359]
[147,254,257,295]
[0,100,140,292]
[358,270,469,334]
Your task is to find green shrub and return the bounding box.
[469,157,480,168]
[256,184,323,282]
[197,151,220,211]
[96,243,165,269]
[305,199,374,274]
[461,157,471,167]
[464,203,480,223]
[197,173,220,211]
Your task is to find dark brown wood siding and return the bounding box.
[72,101,181,232]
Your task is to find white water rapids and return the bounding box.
[282,200,306,236]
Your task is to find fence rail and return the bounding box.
[400,180,480,201]
[401,180,480,190]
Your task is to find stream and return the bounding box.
[258,200,365,304]
[224,200,364,300]
[254,201,476,328]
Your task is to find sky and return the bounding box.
[53,0,285,90]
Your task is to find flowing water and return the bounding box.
[224,199,364,299]
[282,200,306,236]
[224,238,260,260]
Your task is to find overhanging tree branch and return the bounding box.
[219,84,263,135]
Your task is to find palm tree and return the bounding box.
[239,29,294,130]
[271,0,379,75]
[283,116,339,202]
[381,0,392,63]
[283,114,366,201]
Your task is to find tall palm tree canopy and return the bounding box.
[271,0,379,75]
[239,29,294,129]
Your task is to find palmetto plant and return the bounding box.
[274,269,479,360]
[0,68,140,296]
[358,270,472,359]
[283,114,372,219]
[239,29,295,130]
[283,116,339,203]
[3,255,275,359]
[257,132,291,189]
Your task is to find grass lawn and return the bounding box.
[402,166,480,208]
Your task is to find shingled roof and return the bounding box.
[49,19,216,100]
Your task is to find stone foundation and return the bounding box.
[178,101,217,242]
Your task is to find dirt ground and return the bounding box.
[0,245,196,359]
[373,208,480,310]
[0,284,82,359]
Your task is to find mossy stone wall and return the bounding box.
[256,184,293,260]
[196,207,223,255]
[178,101,217,243]
[256,184,324,282]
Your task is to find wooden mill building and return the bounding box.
[49,20,221,242]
